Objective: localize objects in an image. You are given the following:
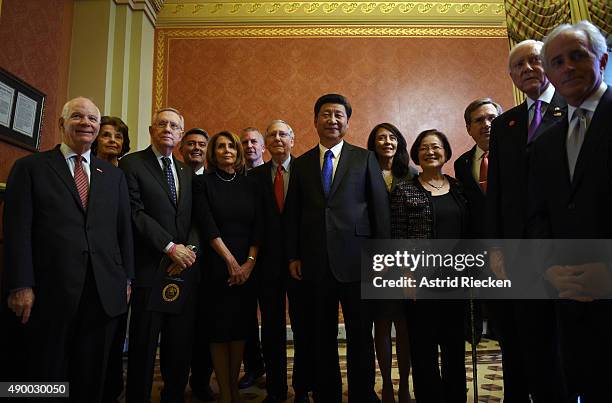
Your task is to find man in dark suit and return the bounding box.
[120,108,197,403]
[179,127,215,402]
[528,20,612,401]
[454,97,502,237]
[3,97,134,403]
[486,39,568,403]
[286,94,390,402]
[250,120,310,402]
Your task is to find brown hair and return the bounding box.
[206,131,245,173]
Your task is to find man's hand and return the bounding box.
[546,263,612,301]
[8,288,35,324]
[489,248,508,280]
[167,263,185,277]
[289,260,302,280]
[168,244,196,269]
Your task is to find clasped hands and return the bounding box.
[166,243,197,276]
[225,255,254,286]
[545,262,612,301]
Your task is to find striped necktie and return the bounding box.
[73,155,89,209]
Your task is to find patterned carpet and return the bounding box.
[120,338,504,402]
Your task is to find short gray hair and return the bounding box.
[241,127,264,142]
[265,119,294,138]
[508,39,544,71]
[61,97,100,121]
[542,20,608,70]
[152,107,184,129]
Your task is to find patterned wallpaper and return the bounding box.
[0,0,73,182]
[158,30,515,170]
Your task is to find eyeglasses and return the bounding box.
[155,120,182,131]
[418,145,443,152]
[265,131,290,139]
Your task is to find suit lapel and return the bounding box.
[305,146,326,198]
[465,146,483,195]
[262,161,276,211]
[329,142,351,198]
[534,91,567,141]
[46,146,85,212]
[143,146,175,206]
[572,88,612,191]
[175,157,189,211]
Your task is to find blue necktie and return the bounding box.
[162,156,177,204]
[321,149,333,197]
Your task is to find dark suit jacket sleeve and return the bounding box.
[485,121,502,238]
[367,151,390,238]
[120,158,175,251]
[192,174,221,241]
[3,158,35,289]
[117,171,136,280]
[525,139,551,238]
[284,162,301,260]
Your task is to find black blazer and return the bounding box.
[527,87,612,239]
[487,91,567,238]
[285,142,390,283]
[119,146,193,287]
[249,158,294,281]
[3,146,134,318]
[454,145,486,237]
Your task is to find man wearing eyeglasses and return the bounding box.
[485,40,567,403]
[119,108,198,403]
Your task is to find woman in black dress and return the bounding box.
[367,123,416,403]
[193,131,261,403]
[391,129,469,403]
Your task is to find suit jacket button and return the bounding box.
[568,202,575,210]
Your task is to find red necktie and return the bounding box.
[274,164,284,212]
[74,155,89,209]
[479,152,488,193]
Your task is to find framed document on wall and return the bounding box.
[0,68,45,151]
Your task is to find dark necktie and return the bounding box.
[73,155,89,209]
[527,99,543,142]
[479,151,488,193]
[321,149,333,197]
[274,163,284,212]
[162,156,177,204]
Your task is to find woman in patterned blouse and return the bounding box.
[390,129,469,403]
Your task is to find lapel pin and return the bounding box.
[509,120,515,127]
[553,107,563,117]
[96,168,103,173]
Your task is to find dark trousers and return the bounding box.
[557,300,612,403]
[126,287,196,403]
[103,312,129,403]
[258,276,288,398]
[407,301,466,403]
[21,267,117,403]
[242,295,265,373]
[190,283,213,394]
[287,278,314,396]
[306,271,376,403]
[488,300,566,403]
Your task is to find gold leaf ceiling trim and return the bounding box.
[157,1,507,26]
[153,24,508,110]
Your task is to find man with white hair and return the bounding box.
[4,97,134,402]
[486,39,568,402]
[528,20,611,401]
[120,107,198,403]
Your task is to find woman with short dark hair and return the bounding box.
[92,116,131,166]
[391,129,469,402]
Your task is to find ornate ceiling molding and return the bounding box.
[153,23,507,110]
[156,1,507,26]
[115,0,165,24]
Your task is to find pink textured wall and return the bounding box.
[159,33,515,171]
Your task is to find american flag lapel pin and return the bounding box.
[96,168,103,173]
[509,120,515,127]
[553,107,563,117]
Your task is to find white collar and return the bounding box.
[568,81,608,123]
[526,83,556,110]
[60,143,91,162]
[319,140,344,158]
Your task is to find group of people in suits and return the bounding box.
[1,18,610,403]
